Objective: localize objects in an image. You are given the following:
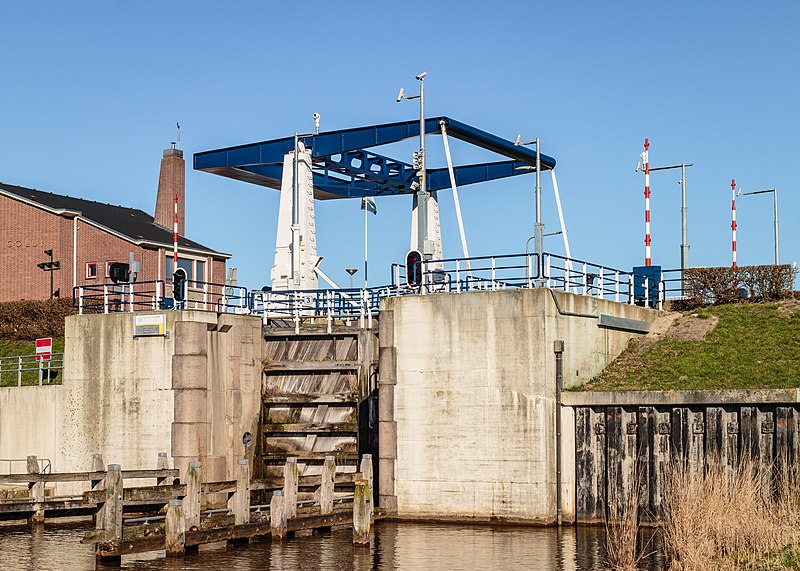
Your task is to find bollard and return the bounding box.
[270,491,287,540]
[156,452,170,485]
[104,464,123,542]
[359,454,374,518]
[184,461,201,530]
[320,456,335,515]
[353,480,371,546]
[27,455,44,526]
[234,459,250,525]
[283,457,298,519]
[91,453,105,529]
[165,499,186,557]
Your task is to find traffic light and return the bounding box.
[173,268,187,302]
[406,250,423,286]
[109,262,130,284]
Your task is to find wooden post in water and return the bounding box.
[284,457,298,519]
[104,464,123,542]
[353,479,371,546]
[157,452,170,485]
[185,461,201,530]
[234,459,250,525]
[359,454,374,518]
[27,455,44,526]
[91,453,104,528]
[165,499,186,557]
[320,456,335,515]
[270,490,287,540]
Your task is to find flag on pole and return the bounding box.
[361,196,377,215]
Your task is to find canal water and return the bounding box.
[0,521,666,570]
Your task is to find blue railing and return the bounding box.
[72,252,669,328]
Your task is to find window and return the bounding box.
[105,261,117,278]
[166,255,207,289]
[86,263,97,279]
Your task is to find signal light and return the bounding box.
[109,262,130,284]
[406,250,422,286]
[173,268,187,302]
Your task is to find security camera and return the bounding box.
[396,87,405,102]
[312,112,320,120]
[415,72,427,80]
[736,188,742,196]
[312,112,320,134]
[635,161,642,173]
[514,134,521,146]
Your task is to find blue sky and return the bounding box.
[2,1,798,290]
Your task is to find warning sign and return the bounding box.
[35,337,52,361]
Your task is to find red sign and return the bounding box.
[35,337,52,362]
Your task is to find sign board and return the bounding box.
[133,314,167,337]
[35,337,52,361]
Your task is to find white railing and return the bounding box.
[0,353,63,387]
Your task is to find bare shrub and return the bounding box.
[681,265,797,308]
[605,471,648,571]
[0,298,74,341]
[663,454,800,570]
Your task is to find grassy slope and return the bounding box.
[0,338,65,386]
[584,302,800,391]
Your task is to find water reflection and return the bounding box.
[0,520,666,570]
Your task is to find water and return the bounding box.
[0,520,666,571]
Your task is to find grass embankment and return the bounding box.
[585,300,800,391]
[0,338,65,387]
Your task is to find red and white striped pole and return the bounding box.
[731,179,737,268]
[643,138,651,266]
[173,195,178,266]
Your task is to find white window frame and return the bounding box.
[86,262,97,279]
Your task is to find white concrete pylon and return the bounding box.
[271,142,319,291]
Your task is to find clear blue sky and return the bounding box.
[2,1,798,290]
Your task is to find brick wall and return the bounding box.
[1,195,226,303]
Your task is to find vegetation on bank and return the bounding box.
[0,298,74,341]
[0,338,65,387]
[584,300,800,391]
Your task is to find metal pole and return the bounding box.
[680,164,688,293]
[364,200,368,289]
[534,138,544,287]
[417,76,428,257]
[731,179,737,269]
[48,250,54,299]
[774,188,780,265]
[643,139,651,266]
[292,133,300,287]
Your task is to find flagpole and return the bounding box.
[364,198,368,289]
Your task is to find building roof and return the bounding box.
[0,182,230,258]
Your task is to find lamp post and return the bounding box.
[397,72,428,259]
[37,249,61,299]
[515,136,544,286]
[645,162,694,293]
[736,187,780,265]
[346,268,358,289]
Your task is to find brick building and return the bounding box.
[0,145,230,303]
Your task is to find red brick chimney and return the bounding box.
[154,144,185,234]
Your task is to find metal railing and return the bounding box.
[398,252,664,308]
[73,281,249,315]
[0,353,64,387]
[0,458,52,475]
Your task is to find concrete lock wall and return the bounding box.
[379,288,655,523]
[6,309,267,494]
[0,387,60,473]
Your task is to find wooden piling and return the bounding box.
[91,453,105,528]
[185,461,201,529]
[320,456,335,515]
[353,479,371,546]
[234,459,250,525]
[27,455,44,526]
[284,457,298,519]
[104,464,123,542]
[165,499,186,557]
[156,452,170,485]
[270,490,287,540]
[359,454,374,518]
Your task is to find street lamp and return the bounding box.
[397,72,428,259]
[736,187,780,265]
[37,249,61,299]
[345,267,358,289]
[640,162,694,293]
